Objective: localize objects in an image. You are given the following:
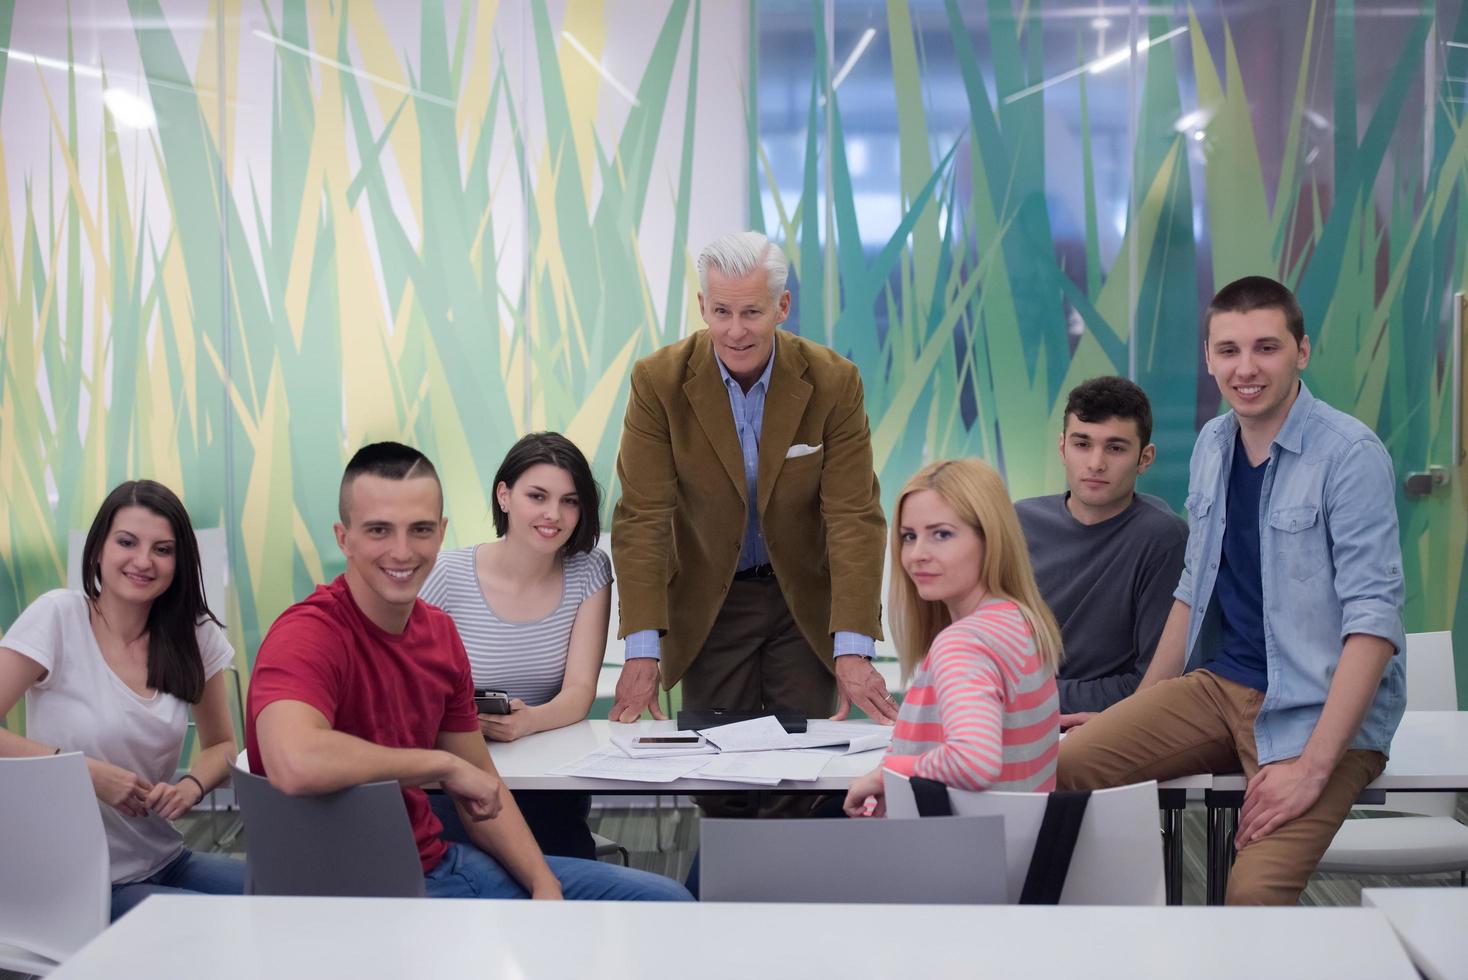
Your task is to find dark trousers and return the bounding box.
[682,577,837,820]
[430,789,596,861]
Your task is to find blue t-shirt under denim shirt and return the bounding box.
[1203,434,1269,692]
[1174,381,1406,765]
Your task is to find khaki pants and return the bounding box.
[681,577,836,818]
[1057,669,1385,905]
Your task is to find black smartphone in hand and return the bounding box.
[474,688,512,715]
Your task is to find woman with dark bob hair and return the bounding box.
[0,480,245,918]
[421,432,609,859]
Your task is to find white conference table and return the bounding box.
[1362,887,1468,980]
[52,895,1421,980]
[489,718,1209,903]
[488,718,887,792]
[1209,712,1468,793]
[486,717,1214,793]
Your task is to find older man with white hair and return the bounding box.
[610,231,893,792]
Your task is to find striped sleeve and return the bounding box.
[584,548,612,596]
[884,636,1006,791]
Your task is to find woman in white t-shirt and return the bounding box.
[420,432,610,859]
[0,480,245,919]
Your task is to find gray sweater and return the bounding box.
[1016,492,1187,714]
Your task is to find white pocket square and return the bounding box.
[785,443,823,459]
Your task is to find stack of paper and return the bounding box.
[696,715,802,752]
[792,720,894,755]
[695,750,833,786]
[550,716,890,785]
[608,731,718,759]
[548,746,711,783]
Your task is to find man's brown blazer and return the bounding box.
[611,329,886,688]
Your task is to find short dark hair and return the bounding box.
[81,480,224,703]
[339,442,442,524]
[1063,376,1154,448]
[492,432,601,556]
[1205,275,1305,344]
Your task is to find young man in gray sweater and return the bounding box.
[1016,377,1186,726]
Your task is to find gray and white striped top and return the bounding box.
[420,545,612,706]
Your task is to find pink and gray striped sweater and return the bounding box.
[884,597,1060,792]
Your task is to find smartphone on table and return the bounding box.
[474,688,512,715]
[630,734,707,749]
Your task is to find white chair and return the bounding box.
[0,753,110,975]
[1317,630,1468,883]
[884,772,1166,905]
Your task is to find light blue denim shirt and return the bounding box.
[625,342,874,661]
[1174,381,1406,764]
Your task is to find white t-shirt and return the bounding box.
[3,589,235,883]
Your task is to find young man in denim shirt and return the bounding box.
[1058,276,1405,905]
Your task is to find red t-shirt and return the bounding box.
[245,576,479,872]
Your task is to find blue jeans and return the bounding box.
[111,849,246,920]
[429,789,595,860]
[424,842,691,901]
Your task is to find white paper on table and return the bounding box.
[697,715,802,752]
[549,746,712,783]
[695,750,833,784]
[790,721,894,754]
[688,771,782,787]
[786,731,851,749]
[804,719,893,739]
[608,731,719,759]
[843,732,893,755]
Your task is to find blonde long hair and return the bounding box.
[889,458,1063,683]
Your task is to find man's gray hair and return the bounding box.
[697,231,790,301]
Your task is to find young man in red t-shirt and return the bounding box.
[246,442,690,900]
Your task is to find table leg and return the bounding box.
[1158,788,1185,905]
[1204,789,1243,905]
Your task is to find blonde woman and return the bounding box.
[844,458,1062,817]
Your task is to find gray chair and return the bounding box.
[230,763,426,897]
[699,813,1008,904]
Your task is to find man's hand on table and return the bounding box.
[830,656,899,724]
[610,658,668,723]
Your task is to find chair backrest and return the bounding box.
[68,526,229,613]
[699,813,1008,904]
[230,764,426,897]
[884,772,1166,905]
[1403,631,1457,710]
[0,753,110,964]
[1383,631,1459,816]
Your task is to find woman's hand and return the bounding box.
[842,765,887,818]
[146,778,205,821]
[87,757,154,817]
[480,698,535,742]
